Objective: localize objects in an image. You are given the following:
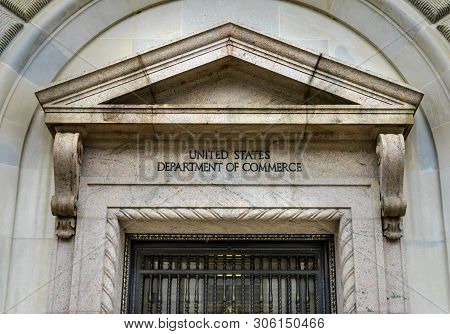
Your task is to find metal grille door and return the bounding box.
[125,235,335,314]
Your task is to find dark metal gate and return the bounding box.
[123,235,335,314]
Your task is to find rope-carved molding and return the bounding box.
[115,208,344,223]
[101,211,120,314]
[51,132,83,239]
[376,134,407,240]
[338,214,356,314]
[101,207,356,314]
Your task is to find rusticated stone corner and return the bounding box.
[376,134,407,240]
[51,132,83,239]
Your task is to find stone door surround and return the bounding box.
[35,23,423,314]
[104,207,354,314]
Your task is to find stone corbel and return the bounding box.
[51,133,83,239]
[376,134,407,240]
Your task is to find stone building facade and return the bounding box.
[0,0,449,314]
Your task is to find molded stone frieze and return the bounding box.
[51,132,83,239]
[376,134,407,240]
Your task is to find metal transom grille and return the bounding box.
[125,235,334,314]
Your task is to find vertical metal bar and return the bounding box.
[231,255,236,313]
[223,255,227,313]
[250,256,255,314]
[184,256,190,314]
[316,254,325,314]
[295,274,301,314]
[156,275,162,313]
[313,273,318,314]
[259,257,264,314]
[176,257,181,314]
[287,256,292,314]
[167,256,172,314]
[213,255,217,313]
[313,256,318,314]
[156,274,162,314]
[295,256,301,314]
[278,256,282,314]
[147,256,153,314]
[156,256,162,314]
[305,257,310,314]
[147,276,153,314]
[222,273,227,313]
[268,256,273,314]
[241,255,245,314]
[203,255,208,314]
[194,256,200,314]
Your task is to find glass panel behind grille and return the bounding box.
[127,239,332,314]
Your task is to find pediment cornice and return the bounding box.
[36,22,423,138]
[36,23,422,107]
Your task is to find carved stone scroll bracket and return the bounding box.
[376,134,407,240]
[51,133,83,239]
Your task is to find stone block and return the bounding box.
[182,0,279,36]
[432,121,450,168]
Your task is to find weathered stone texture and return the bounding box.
[51,133,83,239]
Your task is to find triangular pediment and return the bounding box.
[36,22,422,109]
[36,23,423,138]
[102,57,355,106]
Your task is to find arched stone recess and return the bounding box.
[0,0,448,313]
[100,208,356,314]
[37,21,419,316]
